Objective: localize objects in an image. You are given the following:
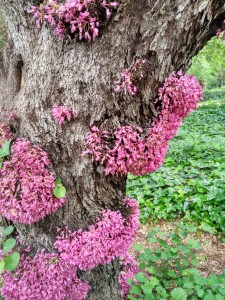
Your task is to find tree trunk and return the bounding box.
[0,0,224,299]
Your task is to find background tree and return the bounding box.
[189,36,225,89]
[0,1,225,299]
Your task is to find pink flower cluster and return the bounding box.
[0,122,13,148]
[85,72,203,176]
[157,71,203,118]
[28,0,118,41]
[114,59,147,95]
[82,126,110,164]
[0,138,66,224]
[119,252,139,298]
[2,198,139,299]
[54,197,139,270]
[126,72,203,175]
[105,126,145,175]
[52,105,78,125]
[2,251,90,300]
[7,112,18,122]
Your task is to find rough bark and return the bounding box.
[0,0,225,299]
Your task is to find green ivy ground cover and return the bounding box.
[128,223,225,300]
[127,100,225,235]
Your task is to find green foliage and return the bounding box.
[127,100,225,234]
[3,238,16,255]
[54,178,67,198]
[2,226,14,237]
[0,226,20,274]
[4,252,20,272]
[188,36,225,89]
[203,86,225,101]
[0,141,11,169]
[128,224,225,299]
[0,141,10,158]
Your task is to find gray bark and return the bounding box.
[0,0,225,299]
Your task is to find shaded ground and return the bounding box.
[131,221,225,277]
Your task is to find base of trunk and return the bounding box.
[80,260,123,300]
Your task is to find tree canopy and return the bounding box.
[189,36,225,89]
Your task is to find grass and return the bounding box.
[127,99,225,235]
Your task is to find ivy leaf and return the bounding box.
[129,285,142,296]
[0,141,11,158]
[187,239,201,249]
[215,294,225,300]
[134,272,147,283]
[4,252,20,271]
[141,281,153,295]
[203,291,214,300]
[167,270,176,278]
[2,225,14,236]
[3,238,16,255]
[54,185,66,199]
[186,224,197,233]
[133,244,144,251]
[145,266,155,274]
[54,179,66,199]
[150,276,159,286]
[190,259,198,267]
[200,222,216,234]
[196,289,205,298]
[55,178,62,185]
[171,288,187,300]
